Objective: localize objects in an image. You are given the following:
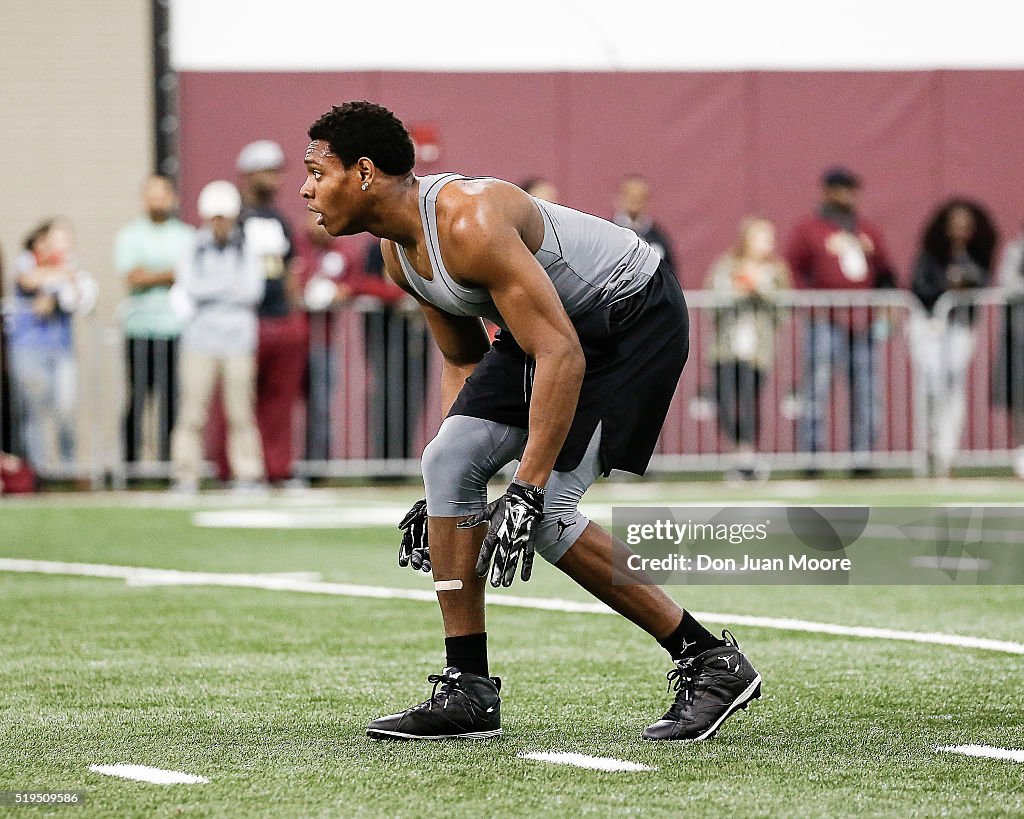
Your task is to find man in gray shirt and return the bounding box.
[169,180,265,493]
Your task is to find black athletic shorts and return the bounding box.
[447,261,689,475]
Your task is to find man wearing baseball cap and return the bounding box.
[785,166,897,476]
[208,140,308,487]
[170,181,265,493]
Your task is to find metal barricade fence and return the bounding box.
[4,289,1022,486]
[297,298,438,479]
[928,290,1024,470]
[654,289,927,475]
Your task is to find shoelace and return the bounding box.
[664,658,699,720]
[409,671,459,712]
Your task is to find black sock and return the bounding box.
[659,612,724,660]
[444,632,488,677]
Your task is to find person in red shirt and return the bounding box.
[785,167,896,474]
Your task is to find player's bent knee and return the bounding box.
[421,432,477,517]
[422,415,521,518]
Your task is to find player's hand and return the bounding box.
[458,479,545,587]
[398,499,430,573]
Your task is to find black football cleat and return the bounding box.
[643,630,761,741]
[366,668,502,740]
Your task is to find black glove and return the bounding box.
[398,499,430,573]
[457,479,545,587]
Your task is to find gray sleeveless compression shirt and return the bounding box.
[395,173,661,331]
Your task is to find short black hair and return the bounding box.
[308,101,415,176]
[821,166,860,188]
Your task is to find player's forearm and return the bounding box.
[515,345,585,488]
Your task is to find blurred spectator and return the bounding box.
[613,174,677,276]
[0,450,35,494]
[1,240,34,495]
[992,221,1024,479]
[208,141,307,486]
[705,217,792,481]
[786,167,896,474]
[114,175,195,465]
[519,176,560,203]
[169,181,265,493]
[6,218,96,478]
[238,139,307,484]
[363,240,430,462]
[909,199,997,477]
[0,240,13,454]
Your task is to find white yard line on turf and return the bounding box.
[88,764,209,784]
[193,508,403,528]
[518,752,654,772]
[126,570,322,586]
[936,744,1024,763]
[190,501,801,529]
[2,558,1023,655]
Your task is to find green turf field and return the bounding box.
[1,480,1022,817]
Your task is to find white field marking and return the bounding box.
[88,764,209,784]
[936,744,1024,763]
[197,498,1024,532]
[4,479,1023,510]
[192,508,401,528]
[2,558,1023,655]
[518,752,654,772]
[189,502,802,529]
[191,505,617,529]
[936,502,1024,508]
[126,570,322,587]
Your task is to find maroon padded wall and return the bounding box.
[179,69,1024,287]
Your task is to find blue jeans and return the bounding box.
[799,321,879,456]
[9,346,77,471]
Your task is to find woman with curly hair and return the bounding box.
[909,198,998,477]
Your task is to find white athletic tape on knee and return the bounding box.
[434,579,464,591]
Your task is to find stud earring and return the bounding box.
[361,182,369,190]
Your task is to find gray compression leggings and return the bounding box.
[422,415,603,564]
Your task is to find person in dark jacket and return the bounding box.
[613,174,677,278]
[909,198,997,477]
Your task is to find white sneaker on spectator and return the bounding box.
[1014,447,1024,481]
